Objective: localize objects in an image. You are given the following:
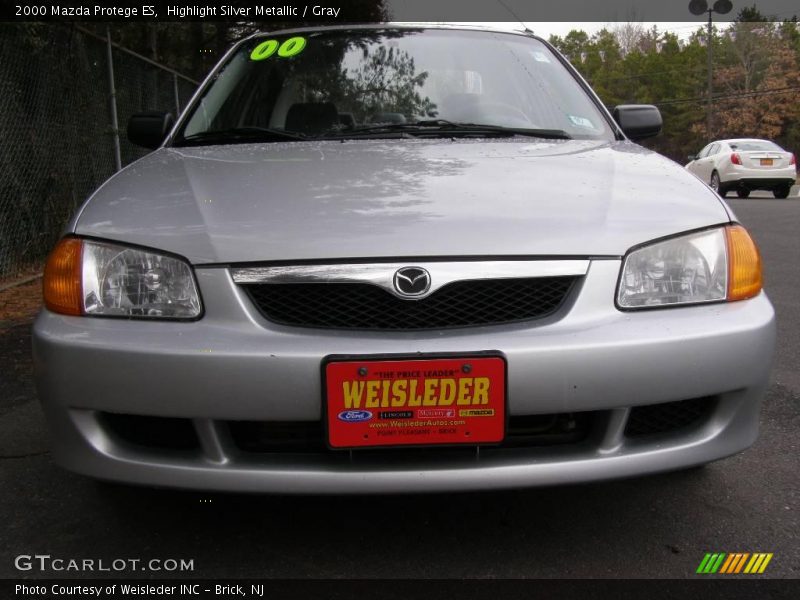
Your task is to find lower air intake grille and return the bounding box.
[625,397,715,437]
[100,413,199,450]
[227,412,597,454]
[241,277,577,330]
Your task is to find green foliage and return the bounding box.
[554,20,800,161]
[335,46,436,120]
[736,5,768,22]
[296,40,437,122]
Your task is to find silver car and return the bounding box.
[33,24,775,493]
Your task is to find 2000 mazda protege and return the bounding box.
[33,25,776,493]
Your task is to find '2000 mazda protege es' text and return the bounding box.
[33,24,775,493]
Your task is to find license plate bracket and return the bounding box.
[323,353,507,449]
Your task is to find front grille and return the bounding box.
[227,412,596,454]
[624,397,715,437]
[241,277,577,330]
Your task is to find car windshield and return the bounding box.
[729,141,782,151]
[175,28,614,145]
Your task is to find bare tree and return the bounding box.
[613,22,647,56]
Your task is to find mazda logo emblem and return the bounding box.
[393,267,431,297]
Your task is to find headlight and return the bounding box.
[44,238,202,319]
[617,225,762,309]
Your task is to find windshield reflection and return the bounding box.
[177,28,613,144]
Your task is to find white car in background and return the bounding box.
[685,138,796,198]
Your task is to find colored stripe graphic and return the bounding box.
[697,553,726,574]
[696,554,713,574]
[744,553,774,574]
[759,554,774,573]
[733,553,750,573]
[711,553,726,573]
[698,552,773,574]
[720,553,749,573]
[719,554,736,573]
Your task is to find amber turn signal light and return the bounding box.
[726,225,762,301]
[43,238,83,316]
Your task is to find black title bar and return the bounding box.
[5,579,800,599]
[3,0,799,22]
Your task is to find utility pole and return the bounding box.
[105,26,122,172]
[689,0,733,138]
[706,9,713,136]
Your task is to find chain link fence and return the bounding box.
[0,24,198,280]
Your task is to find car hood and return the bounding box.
[74,139,730,264]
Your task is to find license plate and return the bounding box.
[760,158,773,166]
[324,355,506,449]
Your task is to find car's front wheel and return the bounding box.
[774,185,792,199]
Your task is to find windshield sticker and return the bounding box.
[568,115,597,130]
[278,36,307,57]
[531,51,551,63]
[250,37,306,61]
[250,39,279,60]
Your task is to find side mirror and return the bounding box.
[612,105,662,140]
[687,154,697,162]
[127,112,175,149]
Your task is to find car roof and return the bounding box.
[717,138,775,144]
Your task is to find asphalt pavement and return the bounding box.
[1,198,798,580]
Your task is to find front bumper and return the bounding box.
[33,260,776,493]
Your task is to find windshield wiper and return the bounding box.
[177,127,308,146]
[319,120,571,140]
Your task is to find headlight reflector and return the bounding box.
[618,228,728,308]
[43,238,201,319]
[618,225,762,309]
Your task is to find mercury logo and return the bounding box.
[393,267,431,297]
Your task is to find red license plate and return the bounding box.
[325,356,506,449]
[760,158,773,166]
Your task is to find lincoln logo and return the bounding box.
[393,267,431,297]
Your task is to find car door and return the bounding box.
[687,144,711,179]
[695,143,720,183]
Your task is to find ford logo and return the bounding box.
[337,410,373,422]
